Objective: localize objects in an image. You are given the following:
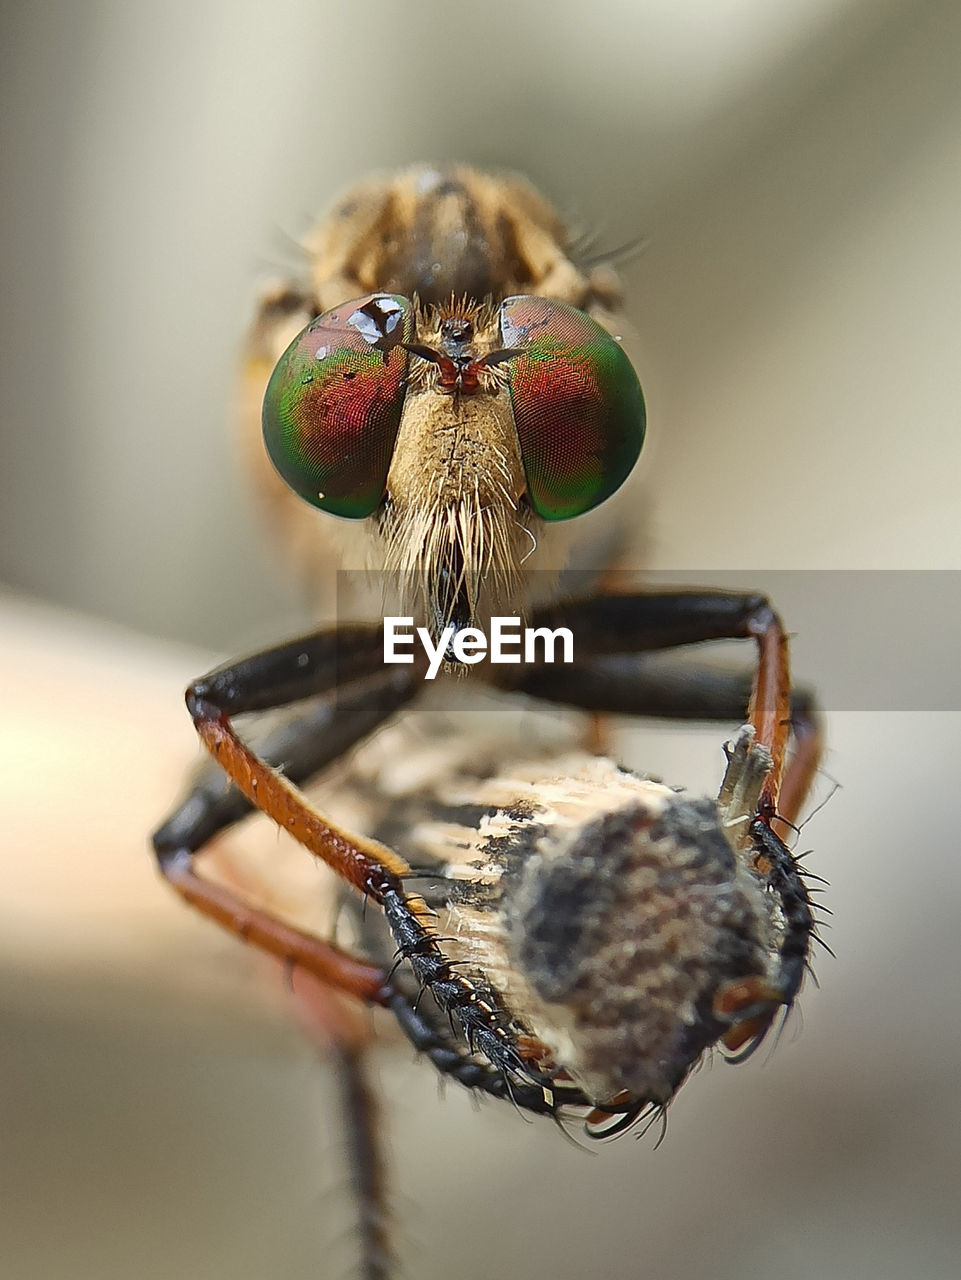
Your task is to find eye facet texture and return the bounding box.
[500,296,646,521]
[262,294,413,518]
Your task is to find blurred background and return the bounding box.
[2,2,960,1278]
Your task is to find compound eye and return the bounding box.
[499,296,646,521]
[262,294,413,518]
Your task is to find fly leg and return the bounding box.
[154,624,571,1106]
[153,625,424,1280]
[154,668,414,863]
[152,625,421,996]
[290,965,393,1280]
[497,588,824,1054]
[503,653,821,832]
[335,1041,391,1280]
[504,589,824,829]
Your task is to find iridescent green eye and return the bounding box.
[499,296,646,521]
[262,294,413,518]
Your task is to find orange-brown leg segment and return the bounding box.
[500,588,823,831]
[160,854,387,1003]
[151,629,420,1280]
[183,696,570,1090]
[774,686,824,832]
[152,626,424,995]
[152,626,591,1117]
[156,621,576,1094]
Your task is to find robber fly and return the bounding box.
[153,165,822,1280]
